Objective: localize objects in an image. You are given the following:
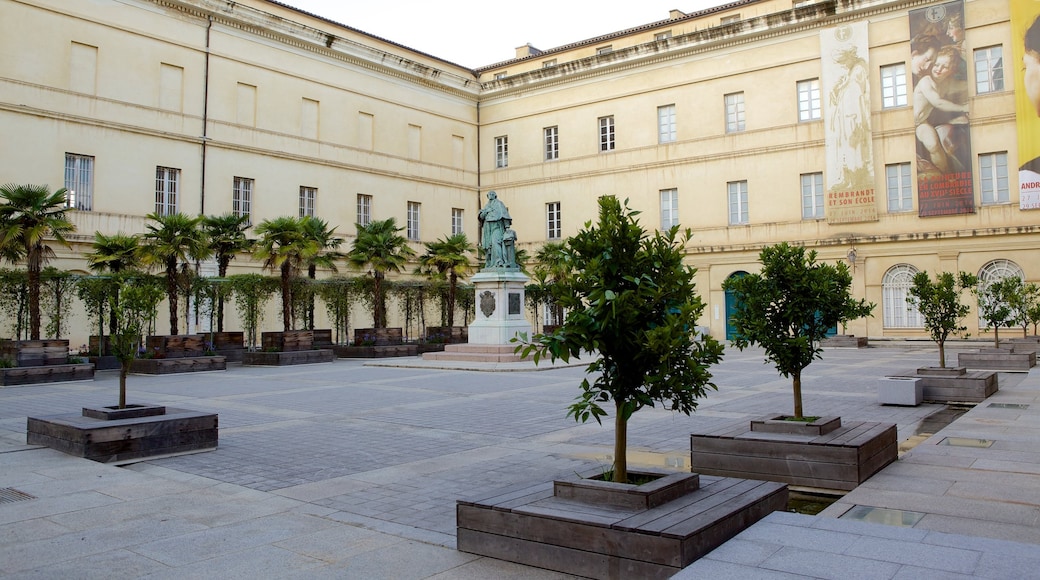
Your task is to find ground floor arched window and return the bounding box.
[977,259,1025,326]
[882,264,922,328]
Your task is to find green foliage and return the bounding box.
[973,276,1021,348]
[0,269,29,339]
[0,183,76,340]
[391,280,427,339]
[516,197,723,483]
[227,274,278,349]
[908,271,977,367]
[201,213,253,331]
[41,267,76,339]
[108,273,165,408]
[1008,281,1040,338]
[141,212,210,335]
[76,275,112,345]
[254,216,320,331]
[415,233,474,328]
[723,242,874,418]
[316,277,358,344]
[347,218,416,328]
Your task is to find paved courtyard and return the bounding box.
[2,344,1039,578]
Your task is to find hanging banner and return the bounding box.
[1013,1,1040,209]
[821,22,878,223]
[910,1,975,216]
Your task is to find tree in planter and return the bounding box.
[317,277,356,344]
[391,280,427,341]
[108,273,165,408]
[201,213,252,332]
[415,233,474,329]
[141,212,211,336]
[86,232,141,336]
[533,241,570,329]
[907,271,978,368]
[75,276,112,354]
[301,217,343,330]
[0,269,29,339]
[973,277,1020,348]
[723,242,874,420]
[0,184,76,340]
[253,216,319,332]
[517,197,724,484]
[347,218,415,329]
[41,267,76,340]
[1008,280,1040,339]
[227,274,278,350]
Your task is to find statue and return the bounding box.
[478,191,517,269]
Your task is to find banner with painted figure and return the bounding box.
[910,1,975,216]
[1013,1,1040,209]
[821,22,878,223]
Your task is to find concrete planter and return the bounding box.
[458,467,786,579]
[958,348,1036,371]
[888,367,998,403]
[821,334,868,348]
[242,349,335,365]
[27,404,217,463]
[878,377,923,406]
[690,416,897,491]
[130,356,226,374]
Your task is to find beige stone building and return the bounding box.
[0,0,1036,343]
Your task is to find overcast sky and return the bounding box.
[282,1,727,68]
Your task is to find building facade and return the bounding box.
[1,0,1036,342]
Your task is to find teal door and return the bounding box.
[724,271,748,341]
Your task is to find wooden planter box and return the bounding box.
[242,349,334,366]
[312,329,333,347]
[210,331,244,350]
[130,356,226,375]
[88,335,113,357]
[888,367,998,403]
[690,416,897,491]
[146,335,206,358]
[88,355,120,371]
[27,405,217,463]
[458,468,787,579]
[0,363,94,386]
[958,348,1036,371]
[821,334,868,348]
[353,327,403,346]
[333,345,418,358]
[424,326,468,344]
[261,330,313,352]
[0,339,70,367]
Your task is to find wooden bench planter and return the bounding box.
[130,356,227,374]
[690,416,897,491]
[424,326,468,344]
[208,331,245,362]
[458,468,787,579]
[821,334,868,348]
[146,335,208,358]
[958,348,1036,371]
[312,329,334,348]
[88,355,120,371]
[88,335,113,357]
[333,345,418,358]
[27,405,217,463]
[353,327,403,346]
[889,367,998,403]
[0,339,71,366]
[0,363,94,386]
[242,349,334,366]
[261,330,313,352]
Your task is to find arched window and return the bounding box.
[883,264,922,328]
[977,259,1025,326]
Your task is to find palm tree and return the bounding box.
[347,218,416,329]
[0,184,76,340]
[533,241,571,327]
[301,217,343,330]
[201,213,253,331]
[253,216,320,331]
[141,212,211,336]
[86,232,140,336]
[416,233,474,328]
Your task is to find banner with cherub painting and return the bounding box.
[1013,0,1040,209]
[910,0,975,216]
[820,21,879,224]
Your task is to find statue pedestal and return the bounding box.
[468,270,532,345]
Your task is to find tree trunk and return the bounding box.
[938,340,946,368]
[613,402,628,484]
[281,261,292,331]
[447,272,457,328]
[119,364,129,409]
[374,272,386,329]
[166,257,179,336]
[216,260,229,332]
[307,264,317,330]
[994,326,1000,349]
[792,370,804,419]
[28,249,41,340]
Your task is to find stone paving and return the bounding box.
[0,345,1038,578]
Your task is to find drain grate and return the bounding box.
[988,403,1030,410]
[0,487,36,504]
[942,437,994,448]
[841,505,925,527]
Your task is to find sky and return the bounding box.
[282,1,729,68]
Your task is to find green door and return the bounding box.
[724,271,748,341]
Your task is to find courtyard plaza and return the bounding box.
[1,344,1039,578]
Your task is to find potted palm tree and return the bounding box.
[347,218,415,347]
[416,233,473,344]
[141,212,211,337]
[84,232,141,368]
[301,217,343,346]
[201,213,253,357]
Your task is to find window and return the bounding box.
[495,136,508,168]
[407,201,421,241]
[725,92,745,132]
[64,153,93,211]
[800,173,824,219]
[883,265,923,328]
[655,31,672,41]
[299,186,316,218]
[597,45,613,55]
[978,259,1025,327]
[660,188,679,229]
[979,152,1009,204]
[451,208,464,236]
[886,163,913,212]
[797,79,821,121]
[658,105,676,143]
[728,181,748,225]
[544,126,559,161]
[974,46,1004,94]
[155,166,179,216]
[880,64,907,108]
[546,202,561,239]
[357,194,372,226]
[598,116,615,152]
[542,59,557,68]
[232,177,252,223]
[721,14,740,24]
[494,72,507,80]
